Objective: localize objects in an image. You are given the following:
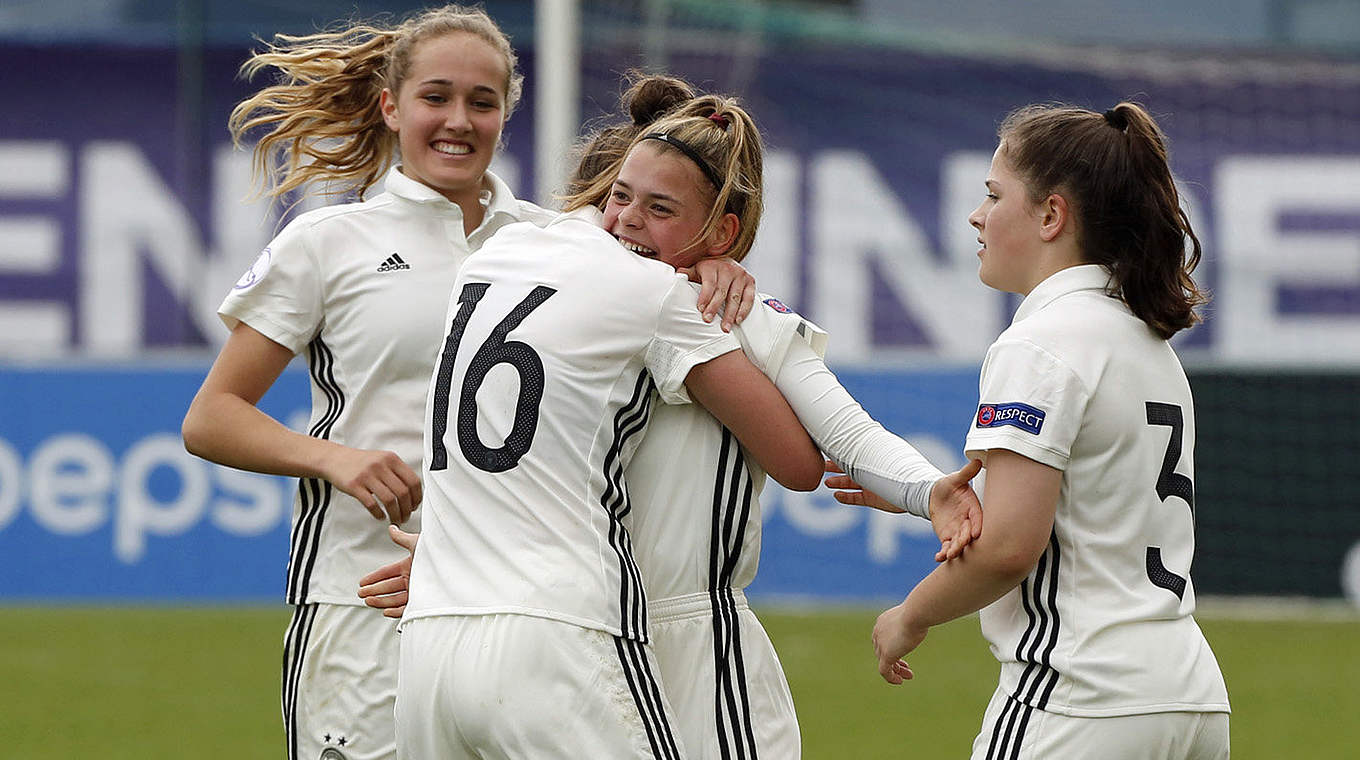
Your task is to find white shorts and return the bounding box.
[971,686,1230,760]
[650,590,800,760]
[396,614,687,759]
[283,602,401,760]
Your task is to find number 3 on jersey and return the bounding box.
[430,282,556,473]
[1145,401,1195,599]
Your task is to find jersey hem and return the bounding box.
[966,436,1068,471]
[399,606,629,639]
[1027,700,1232,718]
[297,593,377,608]
[649,589,748,623]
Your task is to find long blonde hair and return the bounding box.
[229,4,521,201]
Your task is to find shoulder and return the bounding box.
[1025,290,1158,357]
[510,198,559,227]
[280,193,398,235]
[483,169,559,227]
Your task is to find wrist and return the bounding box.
[905,477,935,520]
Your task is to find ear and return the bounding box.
[379,88,400,132]
[1038,193,1069,242]
[701,212,741,257]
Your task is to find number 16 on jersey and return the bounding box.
[430,282,557,474]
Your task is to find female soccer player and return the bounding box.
[563,82,981,759]
[395,89,824,759]
[866,102,1231,759]
[388,78,984,760]
[179,8,753,760]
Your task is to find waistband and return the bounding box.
[648,589,749,624]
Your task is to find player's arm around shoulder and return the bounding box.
[684,350,824,491]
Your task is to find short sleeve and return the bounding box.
[645,279,741,405]
[217,218,324,354]
[964,338,1089,471]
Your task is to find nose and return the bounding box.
[968,202,984,231]
[617,200,642,228]
[444,101,472,132]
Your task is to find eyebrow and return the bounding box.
[984,180,999,191]
[614,179,681,205]
[417,79,500,95]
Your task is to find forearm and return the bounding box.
[898,550,1031,630]
[775,340,943,516]
[183,391,334,479]
[896,450,1061,629]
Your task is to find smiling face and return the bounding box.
[968,144,1048,296]
[601,142,737,269]
[379,32,507,209]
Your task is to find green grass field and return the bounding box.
[2,604,1356,758]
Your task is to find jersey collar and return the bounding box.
[480,169,522,223]
[383,165,457,206]
[1012,264,1114,324]
[381,165,518,220]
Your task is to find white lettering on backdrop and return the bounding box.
[1,140,1358,364]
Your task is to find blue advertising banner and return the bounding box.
[0,363,978,603]
[2,363,1356,603]
[0,364,306,600]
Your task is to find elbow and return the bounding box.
[770,453,825,492]
[181,417,205,458]
[181,405,212,459]
[988,542,1047,583]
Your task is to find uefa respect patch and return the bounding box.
[975,402,1046,435]
[764,297,793,314]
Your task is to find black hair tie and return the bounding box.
[640,132,723,190]
[1103,108,1128,131]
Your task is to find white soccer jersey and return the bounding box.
[626,296,944,760]
[964,264,1229,718]
[628,294,944,601]
[625,295,826,599]
[220,166,554,606]
[404,208,741,642]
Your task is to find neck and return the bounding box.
[459,200,486,237]
[1020,245,1084,296]
[444,179,488,236]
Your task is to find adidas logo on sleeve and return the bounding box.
[377,253,411,272]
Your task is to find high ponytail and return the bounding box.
[999,101,1209,338]
[562,71,695,204]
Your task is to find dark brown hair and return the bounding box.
[999,102,1209,338]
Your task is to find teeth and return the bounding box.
[620,239,656,256]
[433,142,471,155]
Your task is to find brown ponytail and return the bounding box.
[999,102,1209,338]
[562,71,696,204]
